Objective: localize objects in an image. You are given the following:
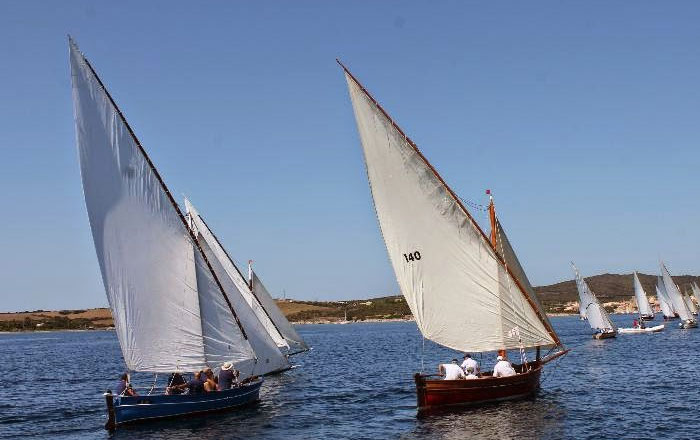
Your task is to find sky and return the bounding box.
[2,1,700,312]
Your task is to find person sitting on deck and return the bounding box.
[203,368,218,392]
[218,362,235,391]
[439,359,466,380]
[114,373,137,396]
[492,355,517,378]
[165,372,186,395]
[461,353,479,376]
[464,366,479,379]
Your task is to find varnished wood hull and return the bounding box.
[414,364,542,411]
[593,330,617,339]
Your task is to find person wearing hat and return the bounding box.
[218,362,237,391]
[492,354,516,378]
[438,358,466,380]
[461,353,479,376]
[464,366,479,379]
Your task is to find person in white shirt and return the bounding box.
[439,359,466,380]
[464,366,479,379]
[492,355,517,378]
[461,353,479,376]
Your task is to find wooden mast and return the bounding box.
[71,38,250,340]
[487,190,497,250]
[338,59,563,349]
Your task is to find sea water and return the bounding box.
[1,315,698,439]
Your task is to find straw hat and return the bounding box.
[222,362,233,371]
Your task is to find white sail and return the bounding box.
[344,70,556,353]
[70,40,256,373]
[660,262,694,322]
[572,264,615,331]
[195,234,290,376]
[655,277,675,318]
[250,271,309,353]
[184,199,289,351]
[633,272,653,317]
[691,283,700,306]
[684,295,698,314]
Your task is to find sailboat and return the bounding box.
[632,272,654,321]
[571,263,617,339]
[69,38,287,429]
[683,292,698,316]
[656,276,677,320]
[617,272,664,334]
[690,282,700,311]
[659,262,697,328]
[339,61,568,410]
[185,199,309,355]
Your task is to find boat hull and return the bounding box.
[593,330,617,339]
[640,314,654,321]
[618,324,664,334]
[680,320,698,329]
[414,364,541,411]
[105,378,263,430]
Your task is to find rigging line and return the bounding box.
[71,39,250,341]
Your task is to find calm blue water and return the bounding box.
[1,315,699,439]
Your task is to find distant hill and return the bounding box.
[535,272,700,306]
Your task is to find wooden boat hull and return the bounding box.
[640,314,654,321]
[105,378,262,430]
[618,324,664,334]
[414,364,541,411]
[593,330,617,339]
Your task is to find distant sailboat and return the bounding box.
[660,262,697,329]
[69,38,279,429]
[633,272,654,321]
[571,263,617,339]
[683,293,698,316]
[340,61,568,410]
[656,276,677,320]
[691,282,700,309]
[618,272,664,334]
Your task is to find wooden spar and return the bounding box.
[337,59,563,348]
[487,195,497,251]
[72,38,249,340]
[539,348,569,365]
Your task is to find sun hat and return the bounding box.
[222,362,233,371]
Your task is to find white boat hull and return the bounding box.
[618,324,665,334]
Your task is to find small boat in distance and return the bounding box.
[69,38,277,429]
[656,276,677,320]
[339,60,568,411]
[683,290,698,316]
[659,262,697,329]
[633,272,654,321]
[571,263,617,339]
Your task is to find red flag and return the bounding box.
[485,189,491,195]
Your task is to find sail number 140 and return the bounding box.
[403,251,421,263]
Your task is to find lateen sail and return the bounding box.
[572,264,615,331]
[184,199,288,351]
[343,69,556,353]
[691,283,700,307]
[250,271,310,353]
[684,294,698,315]
[633,272,653,317]
[660,262,694,322]
[70,40,256,373]
[656,277,675,318]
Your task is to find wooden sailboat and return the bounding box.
[618,272,664,333]
[69,38,288,429]
[656,276,678,320]
[339,61,568,410]
[571,263,617,339]
[659,262,697,329]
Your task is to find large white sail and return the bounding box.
[184,199,289,351]
[343,69,556,353]
[660,262,694,322]
[70,40,256,373]
[656,277,675,318]
[249,270,309,353]
[684,295,698,315]
[633,272,653,317]
[572,264,615,331]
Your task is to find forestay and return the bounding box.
[184,199,289,351]
[633,272,653,317]
[250,271,309,353]
[70,40,255,373]
[660,263,693,321]
[572,264,615,331]
[655,277,675,318]
[344,71,556,353]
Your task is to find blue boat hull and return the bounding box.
[105,378,263,429]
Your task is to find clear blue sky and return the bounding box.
[2,1,700,312]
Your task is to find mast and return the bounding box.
[487,190,497,250]
[70,38,249,340]
[337,59,562,348]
